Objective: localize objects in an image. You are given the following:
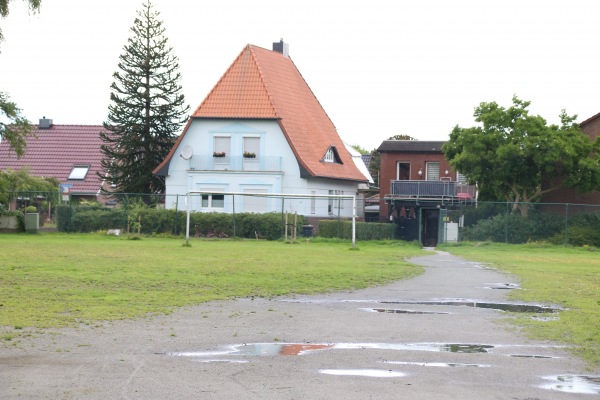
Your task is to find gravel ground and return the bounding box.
[1,250,598,399]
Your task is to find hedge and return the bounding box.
[318,220,395,240]
[56,205,307,240]
[460,211,599,245]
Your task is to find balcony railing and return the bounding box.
[390,180,476,200]
[188,155,282,172]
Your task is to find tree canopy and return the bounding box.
[0,91,32,158]
[99,0,189,197]
[0,167,58,209]
[442,96,600,216]
[0,0,41,157]
[0,0,41,43]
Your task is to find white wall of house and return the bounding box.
[164,119,359,217]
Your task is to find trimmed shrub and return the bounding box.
[318,220,395,240]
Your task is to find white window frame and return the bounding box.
[201,193,225,209]
[68,166,90,180]
[324,148,335,163]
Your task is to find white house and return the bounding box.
[154,40,369,218]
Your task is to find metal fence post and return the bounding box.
[564,203,569,245]
[505,202,509,243]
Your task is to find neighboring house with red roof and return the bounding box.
[0,118,111,204]
[154,40,369,217]
[377,140,476,245]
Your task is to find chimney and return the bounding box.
[272,39,289,57]
[39,117,53,129]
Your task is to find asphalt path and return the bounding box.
[1,250,598,399]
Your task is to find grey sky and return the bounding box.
[1,0,598,150]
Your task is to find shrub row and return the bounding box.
[460,211,600,246]
[56,205,308,240]
[318,220,395,240]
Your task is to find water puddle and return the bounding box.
[362,308,450,315]
[384,361,491,368]
[319,369,405,378]
[509,354,558,359]
[381,299,559,313]
[484,283,520,290]
[168,342,495,361]
[539,375,600,394]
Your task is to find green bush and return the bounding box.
[318,220,395,240]
[0,208,25,232]
[460,212,563,244]
[548,212,600,246]
[58,204,306,240]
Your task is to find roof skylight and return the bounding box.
[68,166,90,180]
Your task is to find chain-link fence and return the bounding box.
[1,190,598,245]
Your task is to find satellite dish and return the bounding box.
[180,145,193,160]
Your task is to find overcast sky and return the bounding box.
[1,0,599,150]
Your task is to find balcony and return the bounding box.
[188,155,282,172]
[389,180,476,200]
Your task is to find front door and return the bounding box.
[421,209,439,246]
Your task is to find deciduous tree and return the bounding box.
[0,0,42,157]
[99,0,189,197]
[442,96,600,216]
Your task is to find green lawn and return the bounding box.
[439,242,600,367]
[0,233,424,330]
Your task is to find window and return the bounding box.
[310,191,316,215]
[68,166,89,180]
[214,136,231,156]
[243,137,260,157]
[322,146,342,164]
[242,188,268,213]
[426,162,440,181]
[324,148,335,162]
[328,190,344,213]
[396,162,410,180]
[201,194,224,209]
[457,171,467,183]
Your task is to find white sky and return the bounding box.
[1,0,599,151]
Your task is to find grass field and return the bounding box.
[439,242,600,367]
[0,233,424,331]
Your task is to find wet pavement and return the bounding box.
[1,250,598,399]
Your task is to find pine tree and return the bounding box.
[100,0,189,197]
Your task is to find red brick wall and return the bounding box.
[378,152,456,220]
[543,116,600,206]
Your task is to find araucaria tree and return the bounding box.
[100,0,189,196]
[443,96,600,216]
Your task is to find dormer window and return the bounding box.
[68,166,90,180]
[322,146,342,164]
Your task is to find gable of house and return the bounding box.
[155,42,366,183]
[0,120,109,195]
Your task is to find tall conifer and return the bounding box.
[100,0,189,197]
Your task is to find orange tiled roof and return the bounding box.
[155,44,366,182]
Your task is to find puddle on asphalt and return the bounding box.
[384,361,491,368]
[319,369,405,378]
[509,354,558,359]
[168,342,495,361]
[362,308,450,315]
[484,283,520,290]
[381,300,560,313]
[539,375,600,394]
[279,298,559,313]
